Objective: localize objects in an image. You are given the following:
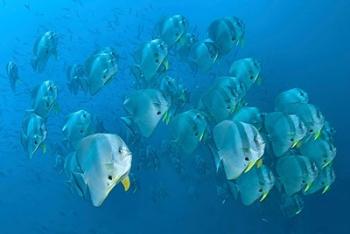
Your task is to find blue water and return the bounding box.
[0,0,349,233]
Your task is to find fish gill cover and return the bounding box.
[0,0,349,234]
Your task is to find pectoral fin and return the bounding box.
[259,192,269,202]
[41,143,47,154]
[244,160,255,173]
[314,130,321,140]
[322,185,330,194]
[304,183,312,192]
[121,175,130,192]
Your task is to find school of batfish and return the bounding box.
[7,14,336,217]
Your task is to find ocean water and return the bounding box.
[0,0,349,233]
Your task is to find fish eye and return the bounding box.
[231,36,236,41]
[34,140,38,145]
[245,157,249,161]
[290,138,294,142]
[309,129,314,133]
[302,180,306,184]
[258,188,263,193]
[175,32,180,37]
[118,147,123,154]
[250,75,255,80]
[195,132,198,137]
[108,175,113,180]
[80,129,84,134]
[155,59,159,63]
[156,111,161,115]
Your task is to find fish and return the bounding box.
[188,39,219,72]
[69,133,132,207]
[276,155,318,196]
[321,121,336,143]
[280,194,304,217]
[264,112,307,157]
[84,47,119,95]
[169,109,208,154]
[212,120,265,180]
[280,103,325,141]
[304,165,335,195]
[208,16,245,55]
[155,14,188,47]
[62,110,96,149]
[20,113,47,158]
[31,80,59,119]
[228,57,261,90]
[66,64,88,95]
[228,165,275,206]
[121,89,170,137]
[159,76,188,122]
[275,88,309,112]
[6,61,20,91]
[233,106,263,130]
[131,39,168,87]
[31,31,58,73]
[175,32,198,59]
[199,76,246,123]
[299,139,336,169]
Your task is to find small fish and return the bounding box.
[208,16,245,55]
[84,47,119,95]
[31,31,58,73]
[31,80,59,119]
[229,57,261,90]
[121,89,169,138]
[6,61,20,91]
[20,113,47,158]
[155,15,188,47]
[170,109,208,154]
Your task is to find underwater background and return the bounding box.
[0,0,349,233]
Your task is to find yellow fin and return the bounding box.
[256,158,263,168]
[165,113,171,124]
[314,130,321,140]
[244,160,255,173]
[162,58,169,71]
[259,192,269,202]
[198,132,204,142]
[54,103,60,113]
[162,111,168,122]
[41,144,47,154]
[292,141,298,148]
[121,176,130,192]
[322,185,330,194]
[304,183,312,192]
